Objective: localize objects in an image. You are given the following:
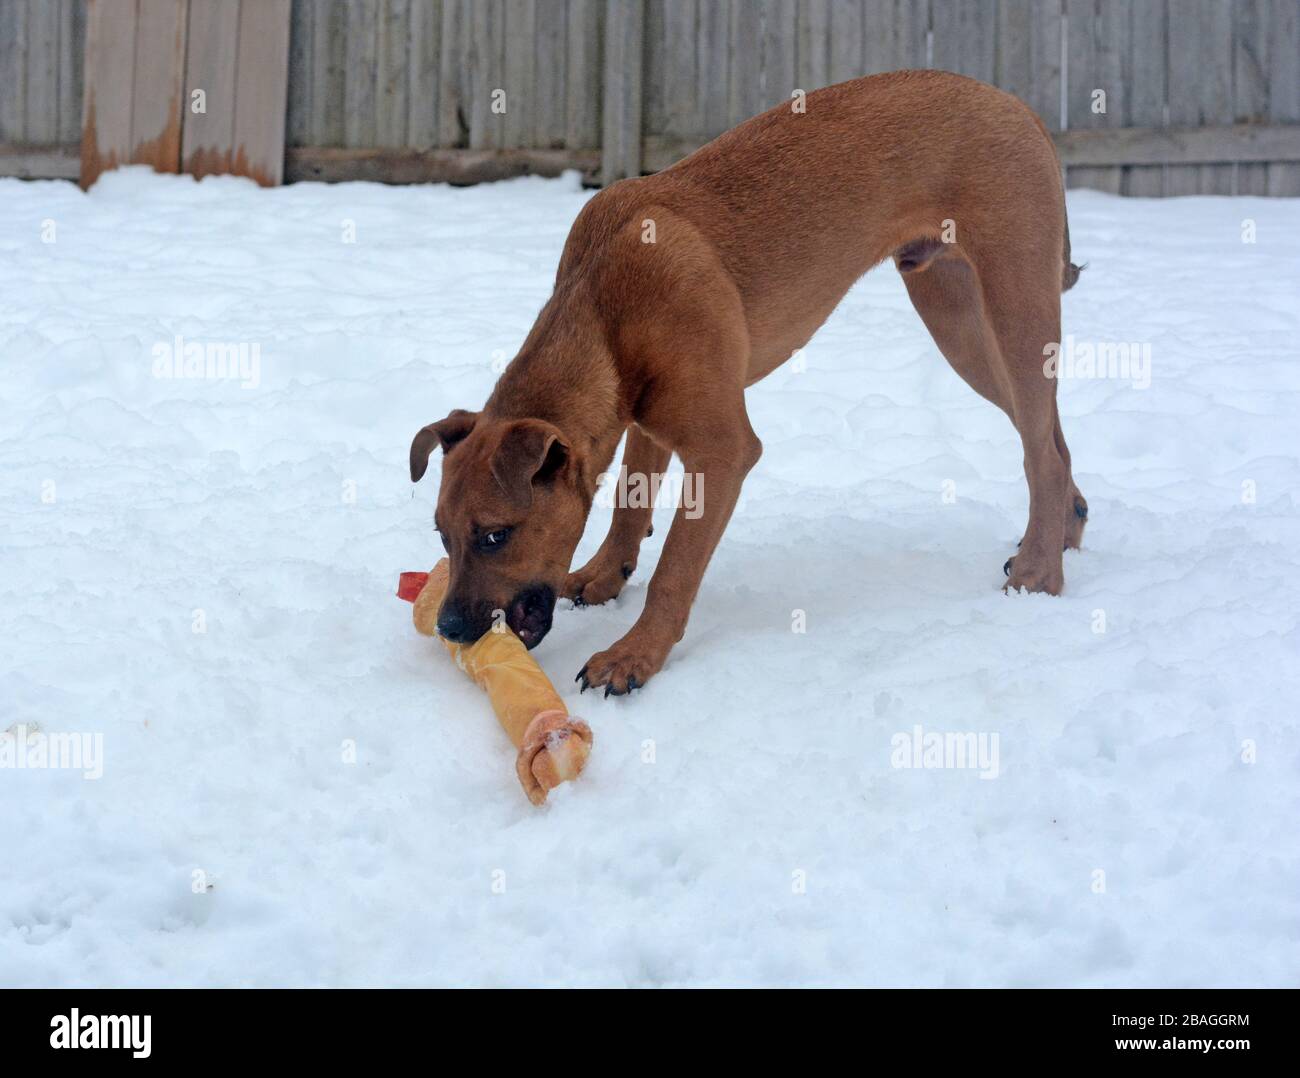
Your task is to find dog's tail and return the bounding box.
[1032,109,1084,293]
[1062,210,1083,293]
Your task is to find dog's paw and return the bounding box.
[563,559,634,607]
[1002,552,1064,595]
[576,635,668,697]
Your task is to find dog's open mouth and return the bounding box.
[507,585,555,650]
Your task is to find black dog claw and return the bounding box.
[1003,558,1013,577]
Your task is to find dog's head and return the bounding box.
[410,409,587,649]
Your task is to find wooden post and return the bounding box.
[601,0,643,185]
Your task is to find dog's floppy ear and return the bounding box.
[490,419,569,507]
[409,409,479,482]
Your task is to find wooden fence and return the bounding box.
[2,0,1299,194]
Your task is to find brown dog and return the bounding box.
[410,70,1086,694]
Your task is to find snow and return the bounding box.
[1,167,1297,987]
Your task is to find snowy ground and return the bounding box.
[1,168,1297,987]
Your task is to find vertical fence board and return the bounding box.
[643,0,666,134]
[1065,0,1125,193]
[566,0,602,147]
[1266,0,1300,194]
[728,0,763,122]
[468,0,505,149]
[309,0,346,146]
[81,0,135,185]
[438,0,467,146]
[232,0,291,183]
[182,0,238,176]
[663,0,698,136]
[1166,0,1201,194]
[1198,0,1234,193]
[287,0,314,148]
[932,0,995,82]
[1029,0,1064,129]
[57,0,85,143]
[602,0,643,182]
[24,0,59,142]
[504,0,536,147]
[407,0,440,148]
[535,0,568,147]
[697,0,728,133]
[129,0,187,172]
[0,0,28,143]
[1234,0,1269,194]
[376,0,411,147]
[796,0,829,91]
[762,0,796,107]
[344,0,378,147]
[1124,0,1165,194]
[827,0,863,85]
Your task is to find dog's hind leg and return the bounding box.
[900,245,1086,590]
[563,424,671,606]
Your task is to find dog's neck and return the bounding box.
[484,288,627,502]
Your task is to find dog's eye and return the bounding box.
[478,527,511,552]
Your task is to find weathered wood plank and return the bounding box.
[467,0,505,149]
[309,0,347,146]
[286,144,600,183]
[1266,0,1300,195]
[376,0,411,147]
[729,0,764,122]
[503,0,536,147]
[602,0,644,182]
[827,0,863,85]
[932,0,995,82]
[407,0,441,148]
[58,0,87,144]
[129,0,187,172]
[534,0,567,148]
[286,0,313,148]
[1029,0,1064,130]
[662,0,698,136]
[344,0,378,147]
[762,0,796,109]
[1057,123,1300,167]
[0,0,28,143]
[0,142,81,177]
[796,0,829,90]
[566,0,603,147]
[641,123,1300,175]
[643,0,665,134]
[182,0,238,177]
[81,0,137,187]
[438,0,468,146]
[1123,0,1165,195]
[1065,0,1126,193]
[1198,0,1234,194]
[232,0,292,184]
[697,0,728,133]
[24,0,60,143]
[1234,0,1269,194]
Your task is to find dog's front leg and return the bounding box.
[564,425,671,606]
[577,419,762,696]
